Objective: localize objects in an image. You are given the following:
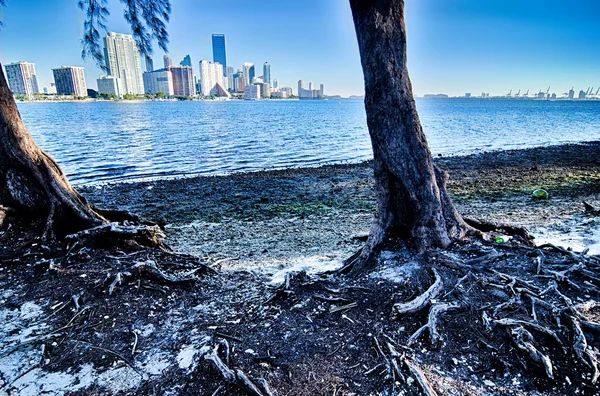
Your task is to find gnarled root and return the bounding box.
[66,222,166,248]
[203,344,275,396]
[510,326,554,379]
[408,302,462,347]
[394,269,443,315]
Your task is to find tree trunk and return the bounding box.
[348,0,474,270]
[0,63,106,237]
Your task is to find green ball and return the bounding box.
[495,236,505,244]
[532,189,549,199]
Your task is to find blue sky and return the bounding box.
[0,0,599,96]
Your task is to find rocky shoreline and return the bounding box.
[2,141,600,395]
[80,141,600,276]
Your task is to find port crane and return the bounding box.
[506,89,512,97]
[524,89,529,97]
[516,89,521,97]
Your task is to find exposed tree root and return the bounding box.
[509,326,554,379]
[408,302,462,347]
[66,222,166,248]
[394,269,443,315]
[203,342,276,396]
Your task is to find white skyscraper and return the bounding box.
[242,62,255,89]
[5,61,39,97]
[199,60,228,96]
[143,69,174,96]
[103,32,145,95]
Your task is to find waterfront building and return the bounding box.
[43,83,57,95]
[259,82,270,99]
[198,60,228,96]
[226,66,235,92]
[568,88,575,99]
[5,61,39,97]
[103,32,145,95]
[164,55,172,69]
[232,72,245,93]
[298,79,324,99]
[280,87,293,97]
[243,84,260,100]
[270,90,288,99]
[146,56,154,72]
[143,69,174,95]
[273,79,279,89]
[212,34,227,75]
[243,63,255,88]
[180,55,192,67]
[263,62,271,85]
[170,66,195,96]
[578,90,587,100]
[97,75,122,97]
[52,66,87,96]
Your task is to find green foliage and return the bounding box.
[77,0,171,69]
[122,93,140,100]
[100,93,118,100]
[174,95,192,101]
[155,91,167,99]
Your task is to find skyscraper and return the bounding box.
[170,66,195,96]
[243,63,255,88]
[212,34,227,75]
[263,62,271,85]
[4,61,39,97]
[226,66,235,92]
[53,66,87,96]
[143,69,174,95]
[164,55,172,69]
[198,60,228,96]
[145,56,154,72]
[180,55,192,67]
[103,32,145,95]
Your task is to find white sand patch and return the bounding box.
[532,219,600,255]
[370,260,422,284]
[268,256,342,285]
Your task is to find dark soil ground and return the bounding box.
[1,142,600,396]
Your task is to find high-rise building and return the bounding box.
[280,87,293,97]
[263,62,271,85]
[259,82,270,99]
[103,32,145,95]
[4,61,39,97]
[568,88,575,100]
[97,75,122,97]
[143,69,174,95]
[243,84,260,100]
[298,79,324,99]
[226,66,235,92]
[170,66,195,96]
[146,56,154,72]
[164,55,172,69]
[272,79,279,89]
[180,55,192,67]
[53,66,87,96]
[243,63,255,88]
[232,72,245,93]
[198,60,228,96]
[212,34,227,75]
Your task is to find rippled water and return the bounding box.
[17,99,600,185]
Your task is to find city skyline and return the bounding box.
[0,0,599,96]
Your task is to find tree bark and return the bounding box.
[348,0,474,270]
[0,63,106,237]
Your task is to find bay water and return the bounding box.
[17,98,600,185]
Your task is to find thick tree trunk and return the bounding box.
[0,63,106,237]
[348,0,474,269]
